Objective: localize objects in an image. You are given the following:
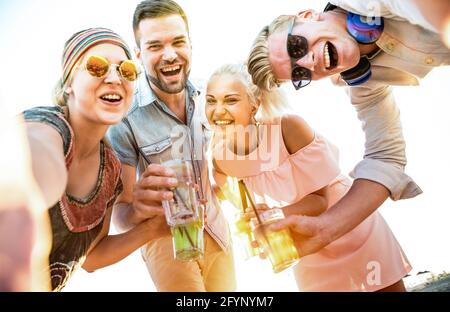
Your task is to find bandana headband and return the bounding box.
[61,27,132,86]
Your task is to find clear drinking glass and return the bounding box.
[234,213,259,259]
[162,159,204,261]
[252,207,299,273]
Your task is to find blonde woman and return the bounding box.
[206,63,411,291]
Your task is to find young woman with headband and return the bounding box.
[20,27,169,291]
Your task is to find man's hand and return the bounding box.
[130,164,177,224]
[243,203,270,221]
[269,214,331,257]
[268,179,389,257]
[115,163,208,231]
[247,204,328,259]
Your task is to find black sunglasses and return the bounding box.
[287,17,312,90]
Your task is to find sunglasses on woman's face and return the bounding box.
[286,17,312,90]
[81,55,140,82]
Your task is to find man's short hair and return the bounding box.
[133,0,189,47]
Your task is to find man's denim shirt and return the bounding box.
[107,76,230,251]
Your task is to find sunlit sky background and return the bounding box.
[0,0,449,291]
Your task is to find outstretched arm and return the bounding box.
[113,163,176,232]
[272,83,412,257]
[272,179,388,256]
[82,205,170,272]
[26,122,68,207]
[0,117,52,291]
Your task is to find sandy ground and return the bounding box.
[406,272,450,292]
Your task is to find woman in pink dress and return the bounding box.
[205,63,411,291]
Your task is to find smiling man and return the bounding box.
[107,0,235,291]
[248,0,450,264]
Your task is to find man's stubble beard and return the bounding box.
[147,69,190,94]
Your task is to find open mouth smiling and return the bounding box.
[214,120,234,126]
[100,92,123,103]
[323,41,338,70]
[160,64,182,77]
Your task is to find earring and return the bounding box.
[251,105,260,126]
[252,114,260,127]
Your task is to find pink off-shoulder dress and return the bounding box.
[213,117,411,291]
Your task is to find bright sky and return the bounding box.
[0,0,449,291]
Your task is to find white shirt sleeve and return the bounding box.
[345,79,422,200]
[329,0,438,33]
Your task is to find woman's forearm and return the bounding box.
[82,221,154,272]
[26,125,67,207]
[0,207,34,291]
